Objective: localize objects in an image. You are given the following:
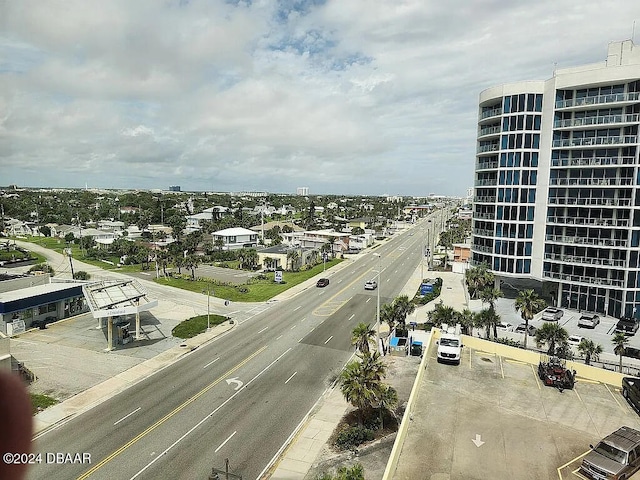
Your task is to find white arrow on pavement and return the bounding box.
[471,434,485,447]
[226,377,243,391]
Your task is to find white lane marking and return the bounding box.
[301,317,306,322]
[293,306,301,312]
[348,314,355,321]
[285,372,297,384]
[386,278,390,282]
[324,336,333,344]
[366,298,371,303]
[203,358,220,369]
[114,407,141,426]
[215,431,237,453]
[140,272,151,276]
[130,348,291,480]
[291,324,297,329]
[257,326,269,334]
[276,335,283,340]
[298,337,305,343]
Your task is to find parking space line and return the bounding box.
[531,364,541,389]
[499,356,504,379]
[556,450,591,479]
[604,383,626,411]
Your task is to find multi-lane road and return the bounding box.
[27,215,441,480]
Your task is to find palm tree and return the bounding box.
[474,308,499,339]
[351,323,376,354]
[380,303,397,333]
[456,308,475,336]
[479,287,502,338]
[393,295,416,328]
[286,250,300,272]
[427,301,457,329]
[184,254,200,279]
[535,322,568,355]
[514,289,546,349]
[339,352,386,424]
[464,263,493,299]
[577,339,603,366]
[613,332,630,373]
[374,384,398,429]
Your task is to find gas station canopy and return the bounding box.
[83,280,158,318]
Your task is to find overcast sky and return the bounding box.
[1,1,639,197]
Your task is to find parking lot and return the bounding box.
[393,339,640,480]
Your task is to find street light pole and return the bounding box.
[373,253,382,355]
[203,286,213,331]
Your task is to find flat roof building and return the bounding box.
[472,39,640,319]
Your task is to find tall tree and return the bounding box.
[514,289,546,349]
[479,287,502,338]
[351,323,376,354]
[577,339,603,366]
[535,322,568,355]
[612,332,630,373]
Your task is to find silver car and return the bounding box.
[578,313,600,329]
[542,307,564,321]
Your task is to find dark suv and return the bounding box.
[623,377,640,414]
[616,317,640,335]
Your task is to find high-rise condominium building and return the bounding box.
[472,40,640,318]
[297,187,309,196]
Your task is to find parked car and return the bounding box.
[542,307,564,321]
[580,426,640,480]
[616,316,640,335]
[364,280,378,290]
[436,333,463,365]
[567,335,584,348]
[624,346,640,359]
[578,313,600,328]
[316,278,330,287]
[515,323,536,336]
[496,322,514,333]
[622,377,640,414]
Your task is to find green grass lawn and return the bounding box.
[30,393,58,415]
[172,314,230,339]
[155,258,343,302]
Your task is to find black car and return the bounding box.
[615,316,640,335]
[316,278,330,287]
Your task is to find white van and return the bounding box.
[437,333,463,365]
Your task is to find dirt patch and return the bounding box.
[305,354,421,480]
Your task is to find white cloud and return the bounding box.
[1,0,640,195]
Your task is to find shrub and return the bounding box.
[494,337,522,348]
[334,425,374,451]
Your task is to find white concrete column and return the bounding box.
[557,283,563,308]
[135,310,141,340]
[106,316,113,352]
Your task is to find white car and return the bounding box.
[496,323,514,333]
[567,335,584,348]
[364,280,378,290]
[436,333,463,365]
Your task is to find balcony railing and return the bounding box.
[472,244,493,253]
[549,177,635,186]
[555,92,640,109]
[477,144,499,153]
[546,216,630,227]
[478,126,501,137]
[551,156,636,167]
[474,196,497,203]
[554,113,640,128]
[474,212,496,220]
[544,252,627,267]
[552,135,638,148]
[474,179,497,186]
[477,161,499,170]
[543,271,625,288]
[548,197,632,207]
[474,228,494,237]
[545,234,629,247]
[480,107,503,120]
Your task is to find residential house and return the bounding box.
[212,227,258,250]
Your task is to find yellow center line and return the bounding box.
[77,345,267,480]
